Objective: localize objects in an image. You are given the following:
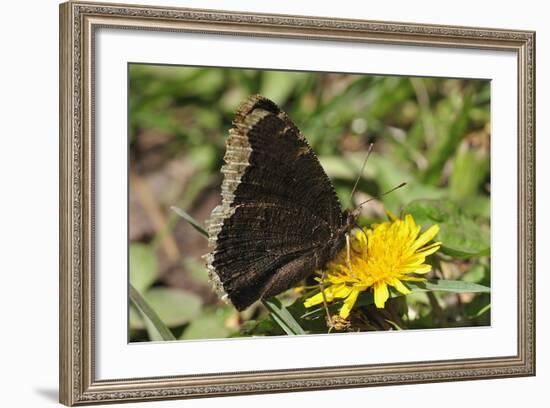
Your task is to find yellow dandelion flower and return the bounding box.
[304,214,441,318]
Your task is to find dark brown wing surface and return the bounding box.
[206,95,347,310]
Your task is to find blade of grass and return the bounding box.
[351,279,490,309]
[170,206,208,238]
[129,284,176,341]
[385,319,403,330]
[262,298,306,336]
[410,279,490,293]
[468,303,491,319]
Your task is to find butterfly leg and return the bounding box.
[346,233,354,277]
[325,235,353,331]
[318,269,334,331]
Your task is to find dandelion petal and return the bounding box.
[391,278,411,295]
[374,283,390,308]
[339,289,360,319]
[412,225,440,250]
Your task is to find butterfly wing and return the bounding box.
[206,95,348,310]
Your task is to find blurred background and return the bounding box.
[128,64,491,342]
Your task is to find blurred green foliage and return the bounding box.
[128,64,491,341]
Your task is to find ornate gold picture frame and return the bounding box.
[59,1,535,405]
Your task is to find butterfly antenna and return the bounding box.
[348,143,374,207]
[355,182,407,210]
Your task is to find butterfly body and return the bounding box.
[206,95,357,310]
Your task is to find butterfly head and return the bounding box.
[344,208,362,232]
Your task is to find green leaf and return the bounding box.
[461,195,491,219]
[170,206,208,238]
[182,258,211,285]
[240,318,282,336]
[129,243,158,293]
[180,307,234,340]
[462,264,488,284]
[405,199,490,258]
[129,284,176,341]
[262,298,306,336]
[130,287,203,329]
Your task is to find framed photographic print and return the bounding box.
[59,1,536,405]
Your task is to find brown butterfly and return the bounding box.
[205,95,359,310]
